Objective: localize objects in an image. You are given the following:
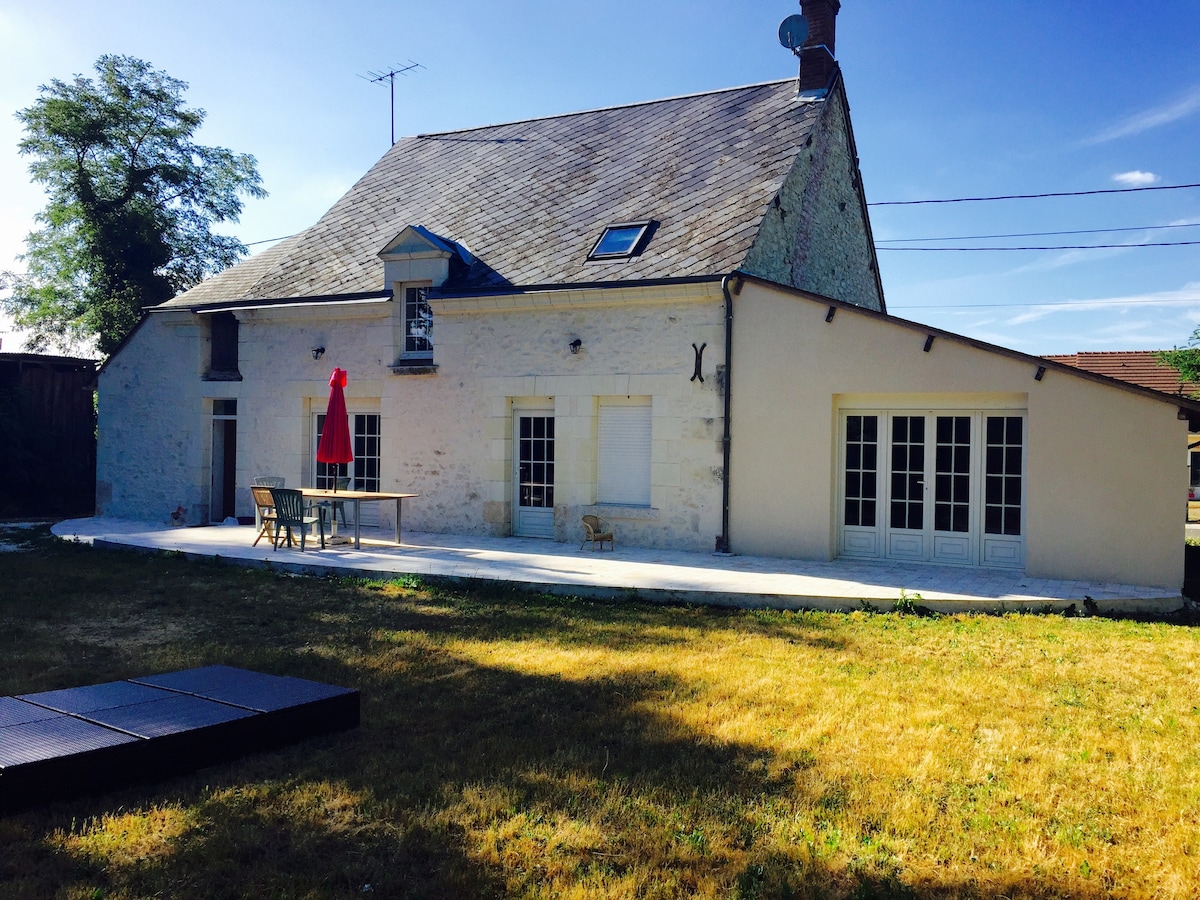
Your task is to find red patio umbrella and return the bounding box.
[317,367,353,489]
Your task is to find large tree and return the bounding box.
[1,55,266,355]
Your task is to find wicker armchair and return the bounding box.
[580,515,614,551]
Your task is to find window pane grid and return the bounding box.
[518,415,555,508]
[984,415,1022,536]
[404,286,432,355]
[890,416,924,530]
[934,415,971,533]
[843,415,877,527]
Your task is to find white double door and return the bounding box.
[840,410,1025,568]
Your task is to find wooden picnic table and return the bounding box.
[300,489,418,549]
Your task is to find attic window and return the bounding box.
[588,221,651,260]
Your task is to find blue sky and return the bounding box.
[1,0,1198,356]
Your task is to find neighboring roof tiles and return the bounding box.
[161,80,821,308]
[1044,351,1198,396]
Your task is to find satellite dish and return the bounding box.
[778,13,809,52]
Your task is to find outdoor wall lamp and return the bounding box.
[311,346,325,360]
[569,338,582,354]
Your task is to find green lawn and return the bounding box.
[1,524,1198,898]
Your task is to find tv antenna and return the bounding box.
[360,61,424,145]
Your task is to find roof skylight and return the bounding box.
[588,221,651,260]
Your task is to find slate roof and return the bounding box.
[167,79,823,309]
[1043,351,1198,397]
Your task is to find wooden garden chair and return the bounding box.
[250,485,278,547]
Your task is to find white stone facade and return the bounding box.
[98,282,730,552]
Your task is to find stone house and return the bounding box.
[96,1,1200,590]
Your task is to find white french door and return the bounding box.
[840,410,1025,568]
[314,412,381,526]
[513,410,555,538]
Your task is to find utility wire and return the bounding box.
[869,182,1200,206]
[875,222,1200,243]
[891,296,1200,311]
[245,218,1200,254]
[878,240,1200,251]
[244,234,298,247]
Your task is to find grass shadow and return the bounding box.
[0,533,1184,897]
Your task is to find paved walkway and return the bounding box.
[49,517,1185,615]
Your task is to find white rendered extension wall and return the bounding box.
[729,278,1186,590]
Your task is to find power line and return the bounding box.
[245,234,298,247]
[869,182,1200,206]
[878,240,1200,251]
[875,222,1200,244]
[891,296,1200,311]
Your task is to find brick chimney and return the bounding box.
[798,0,840,95]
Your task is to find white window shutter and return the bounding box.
[598,403,652,505]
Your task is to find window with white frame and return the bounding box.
[597,399,652,506]
[403,286,433,358]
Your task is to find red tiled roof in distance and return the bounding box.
[1043,350,1198,396]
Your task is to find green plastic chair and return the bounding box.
[269,488,325,551]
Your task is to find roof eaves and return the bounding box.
[177,290,393,314]
[432,274,725,299]
[734,271,1200,415]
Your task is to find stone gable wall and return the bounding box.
[740,83,883,311]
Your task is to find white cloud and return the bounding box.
[1088,85,1200,143]
[1004,284,1200,326]
[1112,170,1159,187]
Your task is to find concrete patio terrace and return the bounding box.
[45,517,1188,616]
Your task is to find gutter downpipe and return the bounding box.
[716,272,742,554]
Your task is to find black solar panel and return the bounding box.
[0,696,60,728]
[0,715,139,768]
[132,664,260,694]
[82,694,257,739]
[1,665,358,812]
[19,680,175,715]
[134,665,354,712]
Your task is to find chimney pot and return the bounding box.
[798,0,841,95]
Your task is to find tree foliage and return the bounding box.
[1,55,266,355]
[1155,326,1200,392]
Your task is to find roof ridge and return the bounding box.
[1073,350,1168,356]
[413,78,797,139]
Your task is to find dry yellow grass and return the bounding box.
[1,529,1198,897]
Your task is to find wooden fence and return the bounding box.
[0,353,97,517]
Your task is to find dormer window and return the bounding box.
[403,286,433,357]
[588,221,651,260]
